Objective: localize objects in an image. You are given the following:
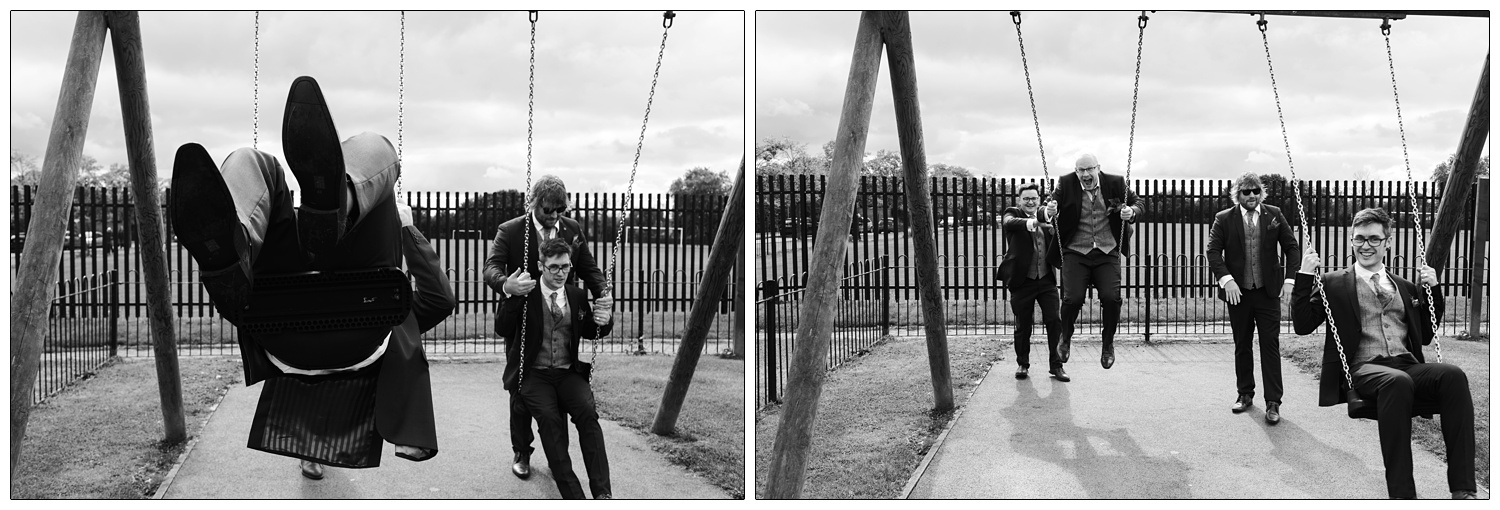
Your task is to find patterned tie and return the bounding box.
[549,291,564,318]
[544,227,556,242]
[1371,274,1390,304]
[1245,209,1256,232]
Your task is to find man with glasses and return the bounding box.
[1206,172,1299,424]
[483,175,611,481]
[1292,207,1473,499]
[1042,153,1144,371]
[998,182,1065,381]
[498,237,615,499]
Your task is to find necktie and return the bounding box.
[1371,274,1390,303]
[1245,209,1256,232]
[544,227,556,241]
[549,291,564,318]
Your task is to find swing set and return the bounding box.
[766,10,1487,498]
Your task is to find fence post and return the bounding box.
[1469,177,1488,336]
[881,254,891,337]
[1143,256,1152,343]
[109,269,119,357]
[763,279,780,404]
[636,270,647,354]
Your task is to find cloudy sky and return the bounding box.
[11,10,744,193]
[756,10,1489,182]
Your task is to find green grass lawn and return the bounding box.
[12,356,244,499]
[591,354,746,499]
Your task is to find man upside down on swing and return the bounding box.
[170,76,455,480]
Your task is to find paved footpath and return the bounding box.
[159,361,727,499]
[907,342,1488,499]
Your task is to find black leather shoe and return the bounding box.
[170,143,253,323]
[1049,367,1070,382]
[596,494,613,499]
[1057,332,1072,363]
[1015,366,1028,379]
[283,76,347,256]
[1231,395,1252,414]
[1452,491,1478,499]
[511,452,531,480]
[300,460,324,480]
[1100,342,1115,369]
[1265,402,1281,425]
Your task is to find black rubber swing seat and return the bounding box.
[1347,394,1441,420]
[238,267,412,335]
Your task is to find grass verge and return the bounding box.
[1280,333,1490,492]
[590,354,746,499]
[754,334,1004,498]
[11,356,243,499]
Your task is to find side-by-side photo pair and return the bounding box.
[5,8,1491,503]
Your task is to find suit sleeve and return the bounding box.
[1274,209,1301,280]
[496,292,526,343]
[483,223,513,295]
[405,225,457,334]
[1000,210,1028,233]
[1419,283,1446,345]
[1291,272,1328,335]
[572,223,608,299]
[1205,213,1229,282]
[1123,185,1145,220]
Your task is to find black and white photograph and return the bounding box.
[753,10,1488,499]
[9,10,745,500]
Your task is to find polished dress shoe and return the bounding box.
[1015,366,1029,380]
[596,494,613,499]
[1049,367,1070,382]
[283,76,348,256]
[511,452,532,480]
[1231,395,1253,414]
[1057,332,1072,363]
[1264,402,1281,425]
[300,460,324,480]
[170,143,253,323]
[1452,490,1478,499]
[1100,342,1115,369]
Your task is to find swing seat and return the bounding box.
[1346,389,1441,420]
[239,267,412,334]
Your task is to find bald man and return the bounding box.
[1043,154,1144,371]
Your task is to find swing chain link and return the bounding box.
[1119,11,1147,254]
[397,11,405,197]
[517,11,538,389]
[1260,17,1356,391]
[598,13,671,364]
[254,11,260,150]
[1383,23,1443,363]
[1011,11,1066,281]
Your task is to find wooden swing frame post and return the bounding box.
[766,11,953,499]
[10,11,184,471]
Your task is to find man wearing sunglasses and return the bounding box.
[1042,153,1144,371]
[497,237,615,499]
[483,175,611,481]
[1292,208,1473,499]
[1206,172,1299,424]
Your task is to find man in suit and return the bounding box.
[998,182,1065,381]
[483,175,611,479]
[1205,172,1299,424]
[498,237,615,499]
[170,76,456,480]
[1042,154,1143,370]
[1292,207,1475,499]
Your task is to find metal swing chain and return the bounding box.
[597,10,674,365]
[517,10,538,389]
[1011,11,1065,285]
[1118,12,1147,249]
[253,11,260,149]
[1381,19,1444,363]
[1259,16,1356,391]
[397,11,405,197]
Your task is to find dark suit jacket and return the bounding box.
[996,206,1058,286]
[1291,268,1444,407]
[1205,204,1300,300]
[483,213,606,335]
[1049,171,1144,259]
[497,284,614,391]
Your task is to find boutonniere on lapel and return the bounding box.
[1411,298,1420,307]
[1266,216,1279,229]
[575,308,589,322]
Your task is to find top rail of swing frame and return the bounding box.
[1191,11,1488,20]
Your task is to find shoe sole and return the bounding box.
[170,144,251,321]
[282,76,346,254]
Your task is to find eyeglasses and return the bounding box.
[1351,236,1387,247]
[1075,165,1099,173]
[543,263,573,274]
[541,206,569,215]
[1239,188,1262,196]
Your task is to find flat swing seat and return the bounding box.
[1346,392,1441,420]
[239,267,412,335]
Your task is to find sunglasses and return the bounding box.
[541,206,569,215]
[1239,188,1262,196]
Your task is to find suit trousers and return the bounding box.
[1352,355,1475,498]
[520,367,611,499]
[510,389,535,455]
[1059,249,1122,343]
[1227,286,1283,403]
[1010,273,1062,370]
